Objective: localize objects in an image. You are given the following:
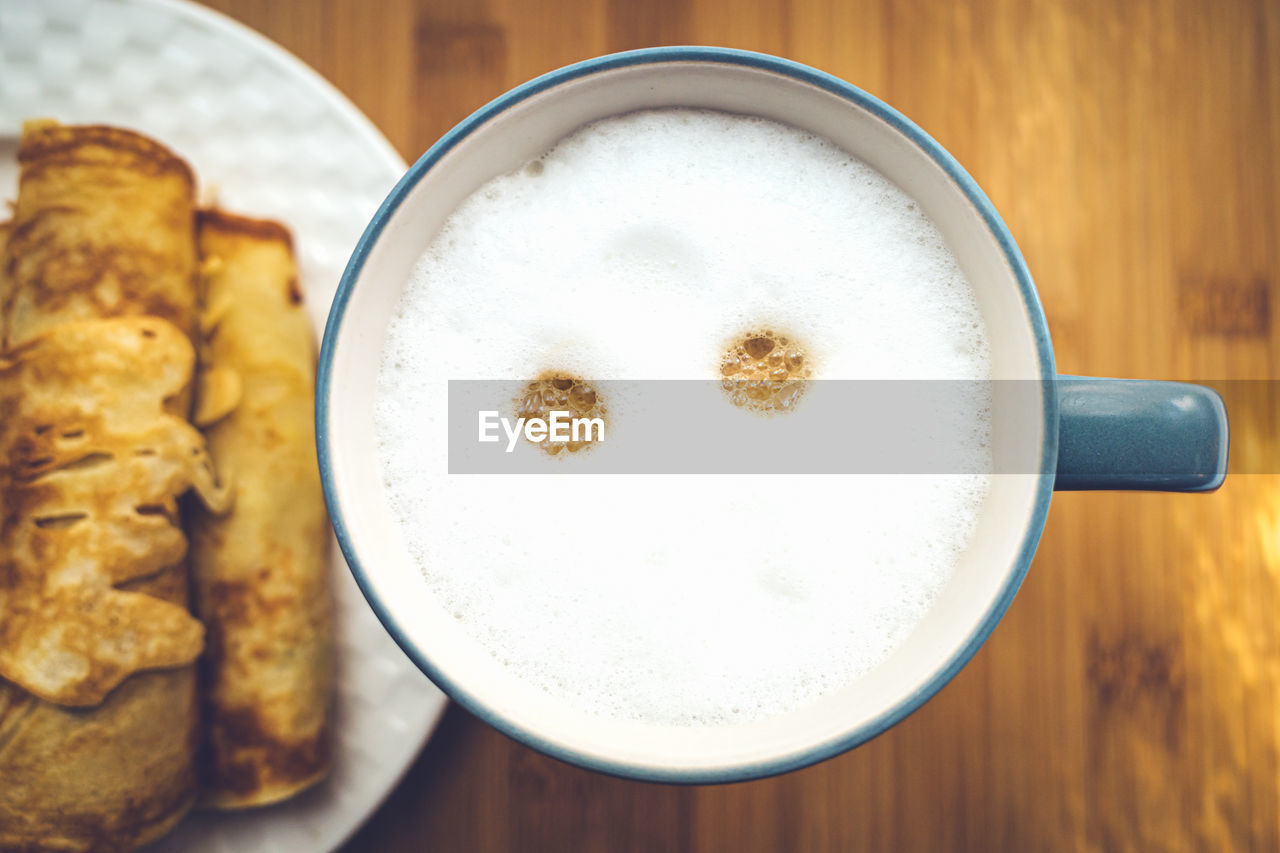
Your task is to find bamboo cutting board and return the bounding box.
[199,0,1280,849]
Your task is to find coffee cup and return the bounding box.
[317,47,1227,782]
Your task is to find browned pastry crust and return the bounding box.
[191,209,334,809]
[0,318,229,853]
[0,318,229,707]
[0,122,213,853]
[2,120,200,349]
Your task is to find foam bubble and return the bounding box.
[719,328,812,413]
[375,109,992,726]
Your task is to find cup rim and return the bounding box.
[316,45,1059,783]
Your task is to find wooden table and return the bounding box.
[199,1,1279,849]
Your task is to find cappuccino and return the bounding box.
[375,109,991,725]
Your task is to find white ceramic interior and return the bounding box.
[322,57,1050,779]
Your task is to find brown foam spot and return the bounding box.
[720,329,811,414]
[514,372,607,456]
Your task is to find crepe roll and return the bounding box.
[0,123,210,852]
[0,317,230,852]
[191,209,334,809]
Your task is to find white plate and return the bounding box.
[0,0,448,850]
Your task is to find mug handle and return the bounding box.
[1054,377,1229,491]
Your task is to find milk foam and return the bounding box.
[375,109,992,725]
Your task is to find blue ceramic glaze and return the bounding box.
[1055,377,1228,491]
[316,46,1228,783]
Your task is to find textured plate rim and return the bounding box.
[132,0,405,175]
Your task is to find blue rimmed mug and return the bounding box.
[317,47,1227,782]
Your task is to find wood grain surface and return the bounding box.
[196,1,1280,850]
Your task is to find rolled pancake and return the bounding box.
[0,122,211,851]
[0,318,229,852]
[191,210,334,808]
